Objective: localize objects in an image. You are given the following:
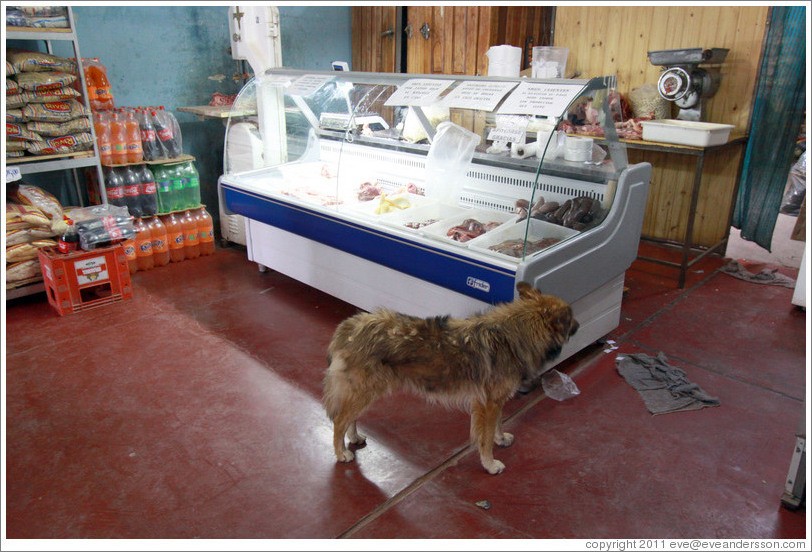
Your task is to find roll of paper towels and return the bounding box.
[486,45,522,77]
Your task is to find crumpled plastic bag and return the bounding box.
[541,369,580,401]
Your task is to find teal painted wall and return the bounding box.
[14,5,351,231]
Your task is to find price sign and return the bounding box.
[498,82,583,117]
[384,79,455,106]
[6,166,21,183]
[438,81,519,112]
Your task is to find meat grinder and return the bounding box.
[647,48,729,121]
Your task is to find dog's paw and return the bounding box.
[336,449,355,463]
[484,459,505,475]
[495,432,514,447]
[348,432,366,446]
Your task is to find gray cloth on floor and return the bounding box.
[719,259,796,289]
[615,352,720,415]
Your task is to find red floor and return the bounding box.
[3,242,808,540]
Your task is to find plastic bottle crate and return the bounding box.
[37,244,133,316]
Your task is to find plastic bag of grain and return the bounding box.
[14,71,76,93]
[22,99,87,122]
[6,259,41,283]
[21,86,79,103]
[628,83,671,120]
[27,118,91,137]
[7,50,77,74]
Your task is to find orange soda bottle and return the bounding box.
[93,111,112,166]
[125,110,143,163]
[110,111,128,165]
[181,210,200,259]
[195,207,215,256]
[161,213,185,262]
[148,216,171,267]
[123,237,138,273]
[134,218,154,271]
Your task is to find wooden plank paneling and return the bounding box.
[556,6,768,246]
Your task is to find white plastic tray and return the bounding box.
[344,192,432,220]
[470,217,579,262]
[640,119,734,147]
[420,209,517,248]
[379,203,469,234]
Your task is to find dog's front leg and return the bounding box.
[471,399,505,474]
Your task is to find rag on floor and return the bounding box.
[616,352,720,415]
[719,259,796,289]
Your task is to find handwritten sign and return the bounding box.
[497,82,583,117]
[487,115,531,143]
[6,166,21,183]
[384,79,455,106]
[286,74,334,97]
[438,81,518,112]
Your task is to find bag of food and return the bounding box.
[7,77,19,95]
[14,71,77,93]
[6,93,24,109]
[9,183,66,231]
[7,50,77,74]
[21,86,79,104]
[6,239,57,263]
[7,226,58,245]
[6,122,43,142]
[6,109,25,123]
[26,132,94,155]
[27,118,91,137]
[6,203,51,228]
[6,260,41,283]
[22,100,87,122]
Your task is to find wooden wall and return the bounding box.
[555,6,769,246]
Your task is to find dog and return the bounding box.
[322,282,579,474]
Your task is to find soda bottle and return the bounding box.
[138,107,164,161]
[195,207,215,256]
[148,216,171,267]
[151,108,181,158]
[121,166,143,219]
[103,166,126,208]
[89,61,114,110]
[123,237,138,273]
[180,210,200,259]
[153,165,172,214]
[93,111,112,165]
[136,164,158,217]
[133,218,154,271]
[110,111,128,165]
[183,162,201,208]
[84,60,99,111]
[161,213,186,262]
[125,110,143,163]
[58,219,80,254]
[169,165,185,211]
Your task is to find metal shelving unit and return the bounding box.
[6,7,106,300]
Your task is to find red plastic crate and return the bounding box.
[37,244,133,316]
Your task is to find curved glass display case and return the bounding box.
[219,69,651,363]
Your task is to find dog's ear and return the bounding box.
[550,306,579,337]
[516,281,538,300]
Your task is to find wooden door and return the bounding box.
[351,6,399,73]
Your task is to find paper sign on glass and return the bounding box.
[384,79,455,106]
[487,115,531,143]
[497,82,584,117]
[438,81,519,112]
[286,74,334,97]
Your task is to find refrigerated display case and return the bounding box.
[218,69,651,365]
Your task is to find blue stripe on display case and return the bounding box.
[221,184,516,304]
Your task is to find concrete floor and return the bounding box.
[3,242,807,542]
[725,213,806,270]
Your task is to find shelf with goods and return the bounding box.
[5,7,105,300]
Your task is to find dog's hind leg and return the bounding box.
[323,357,375,463]
[471,399,506,474]
[494,416,514,447]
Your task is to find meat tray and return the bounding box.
[419,209,517,248]
[470,218,579,263]
[379,203,469,234]
[640,119,734,147]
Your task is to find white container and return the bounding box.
[640,119,735,147]
[380,203,468,234]
[470,218,579,262]
[345,192,431,219]
[532,46,568,78]
[486,45,522,77]
[564,135,593,162]
[420,209,516,248]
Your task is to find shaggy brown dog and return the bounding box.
[323,282,579,474]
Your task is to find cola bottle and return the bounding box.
[75,216,136,250]
[138,108,164,161]
[103,166,126,209]
[121,166,143,219]
[136,164,158,217]
[151,108,181,159]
